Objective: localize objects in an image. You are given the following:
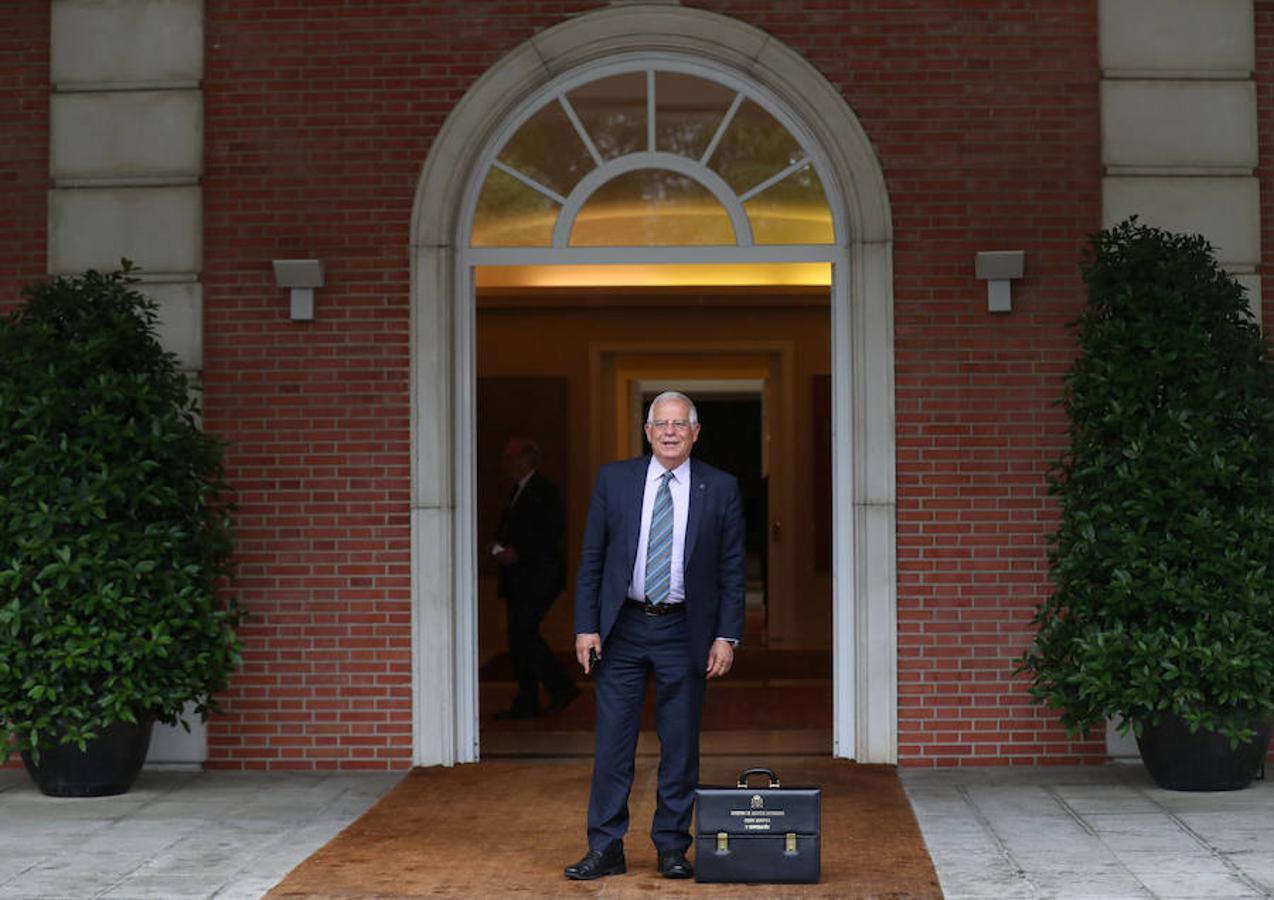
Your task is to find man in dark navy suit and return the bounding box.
[490,438,578,720]
[564,392,746,881]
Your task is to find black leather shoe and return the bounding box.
[657,848,693,879]
[545,686,580,715]
[492,706,538,721]
[564,845,626,880]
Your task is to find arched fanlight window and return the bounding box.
[470,66,835,249]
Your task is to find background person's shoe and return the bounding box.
[564,845,626,880]
[545,685,580,715]
[657,848,693,879]
[492,706,538,720]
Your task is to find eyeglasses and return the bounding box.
[650,419,693,431]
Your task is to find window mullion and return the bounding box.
[490,159,568,206]
[558,94,604,168]
[739,156,811,204]
[700,92,745,167]
[647,69,656,152]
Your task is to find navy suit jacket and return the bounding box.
[574,455,747,667]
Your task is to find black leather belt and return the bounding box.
[625,598,685,616]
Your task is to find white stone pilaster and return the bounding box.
[1100,0,1260,323]
[50,0,207,764]
[49,0,205,371]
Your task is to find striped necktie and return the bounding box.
[644,471,675,604]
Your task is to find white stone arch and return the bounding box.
[411,3,896,766]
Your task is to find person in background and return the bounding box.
[490,438,579,720]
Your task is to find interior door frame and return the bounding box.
[595,345,799,647]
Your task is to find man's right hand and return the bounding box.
[575,633,602,674]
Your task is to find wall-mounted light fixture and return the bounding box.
[975,251,1024,314]
[272,259,324,321]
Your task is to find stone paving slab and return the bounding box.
[0,768,401,900]
[902,764,1274,899]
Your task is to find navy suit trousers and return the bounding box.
[587,603,705,853]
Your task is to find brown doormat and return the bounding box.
[268,756,941,898]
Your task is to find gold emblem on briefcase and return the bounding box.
[751,794,764,809]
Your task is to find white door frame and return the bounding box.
[410,3,896,765]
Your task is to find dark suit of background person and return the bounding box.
[565,393,746,882]
[491,439,579,720]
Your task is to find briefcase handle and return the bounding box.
[736,767,781,788]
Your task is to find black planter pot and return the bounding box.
[21,718,155,797]
[1136,712,1272,792]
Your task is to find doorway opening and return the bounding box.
[474,279,832,756]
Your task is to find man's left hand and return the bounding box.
[706,639,734,679]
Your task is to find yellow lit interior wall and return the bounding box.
[475,262,831,288]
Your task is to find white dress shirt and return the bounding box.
[509,468,534,507]
[629,456,691,604]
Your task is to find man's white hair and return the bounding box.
[646,391,699,425]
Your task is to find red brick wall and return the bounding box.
[1258,4,1274,347]
[202,0,1103,768]
[1254,3,1274,765]
[0,1,48,311]
[0,2,46,768]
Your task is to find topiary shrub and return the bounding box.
[1018,218,1274,746]
[0,264,242,762]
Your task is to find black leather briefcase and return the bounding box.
[694,767,820,884]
